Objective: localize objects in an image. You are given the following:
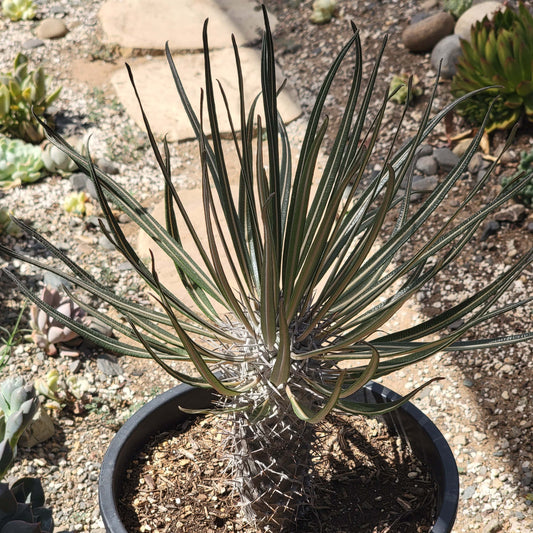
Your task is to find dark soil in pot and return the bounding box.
[104,382,458,533]
[118,412,438,532]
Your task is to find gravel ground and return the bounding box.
[0,1,532,532]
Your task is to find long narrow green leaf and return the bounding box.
[337,378,443,415]
[286,370,346,424]
[283,28,360,294]
[148,252,243,397]
[270,298,291,386]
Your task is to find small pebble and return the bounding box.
[22,38,45,49]
[35,18,69,39]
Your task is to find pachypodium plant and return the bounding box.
[29,287,87,356]
[1,0,36,21]
[451,2,533,132]
[0,135,44,189]
[501,149,533,207]
[2,6,533,530]
[0,53,61,143]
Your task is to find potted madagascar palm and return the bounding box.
[2,5,532,532]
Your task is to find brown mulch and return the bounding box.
[118,413,436,533]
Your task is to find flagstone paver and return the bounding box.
[99,0,277,51]
[137,182,240,313]
[112,48,301,141]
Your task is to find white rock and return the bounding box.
[112,49,301,141]
[455,2,504,41]
[99,0,276,51]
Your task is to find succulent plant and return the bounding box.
[35,370,91,411]
[0,53,61,143]
[65,375,91,401]
[388,73,423,105]
[41,140,81,175]
[0,377,39,479]
[0,136,44,189]
[34,370,59,403]
[310,0,336,24]
[1,0,36,21]
[501,149,533,207]
[0,477,54,532]
[451,2,533,132]
[63,191,88,216]
[443,0,472,19]
[2,7,533,529]
[29,287,87,356]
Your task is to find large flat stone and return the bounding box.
[99,0,276,51]
[112,49,301,141]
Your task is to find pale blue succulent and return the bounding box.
[0,135,44,189]
[0,377,39,479]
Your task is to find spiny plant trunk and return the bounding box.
[228,397,315,531]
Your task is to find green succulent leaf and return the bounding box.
[0,53,60,143]
[452,2,533,131]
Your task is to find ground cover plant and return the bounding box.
[1,5,533,531]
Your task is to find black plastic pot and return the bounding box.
[99,381,459,533]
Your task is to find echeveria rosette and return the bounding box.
[451,2,533,132]
[0,377,39,480]
[0,135,44,189]
[29,287,86,356]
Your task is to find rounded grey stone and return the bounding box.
[43,271,72,290]
[411,175,439,192]
[468,152,484,174]
[480,220,500,241]
[416,144,434,157]
[431,34,462,78]
[416,155,438,175]
[97,157,120,175]
[99,234,116,251]
[96,354,123,376]
[461,485,476,500]
[433,147,459,171]
[70,172,89,192]
[85,179,99,199]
